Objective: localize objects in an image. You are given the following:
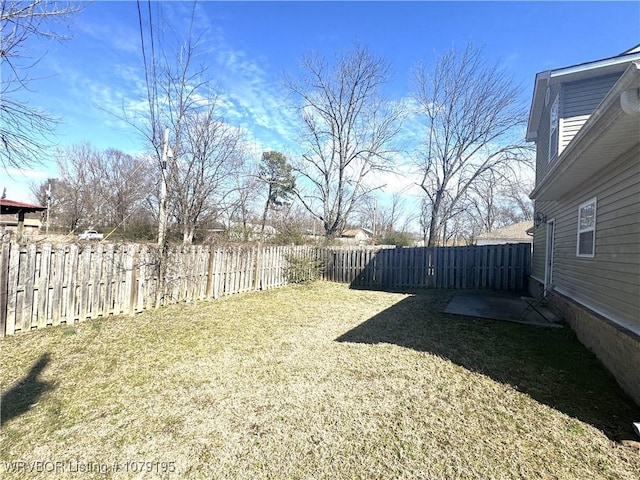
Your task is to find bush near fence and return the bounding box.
[0,242,530,336]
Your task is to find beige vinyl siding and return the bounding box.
[559,74,621,153]
[548,144,640,329]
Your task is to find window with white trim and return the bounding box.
[549,94,559,162]
[577,198,596,257]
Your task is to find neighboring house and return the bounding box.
[340,227,374,246]
[526,45,640,404]
[474,221,533,246]
[228,222,277,242]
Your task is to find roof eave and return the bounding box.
[526,71,550,142]
[530,62,640,201]
[526,50,640,143]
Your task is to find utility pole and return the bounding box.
[158,127,170,246]
[373,197,377,239]
[45,183,51,234]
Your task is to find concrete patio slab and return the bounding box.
[443,291,562,328]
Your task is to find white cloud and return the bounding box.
[1,168,52,203]
[76,16,140,55]
[4,168,47,178]
[217,62,298,147]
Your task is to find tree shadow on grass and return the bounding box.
[336,291,640,442]
[1,353,54,425]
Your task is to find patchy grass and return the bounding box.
[1,282,639,479]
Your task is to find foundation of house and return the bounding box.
[541,287,640,408]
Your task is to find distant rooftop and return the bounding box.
[475,221,533,241]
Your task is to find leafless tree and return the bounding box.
[501,171,534,222]
[223,173,260,235]
[170,102,246,244]
[418,165,534,245]
[465,168,534,236]
[92,148,153,231]
[132,2,247,245]
[50,144,154,233]
[284,45,403,238]
[412,42,532,246]
[467,170,503,235]
[53,143,97,231]
[355,192,410,236]
[0,0,82,170]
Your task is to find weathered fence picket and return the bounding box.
[337,244,531,291]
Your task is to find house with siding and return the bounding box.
[339,227,374,246]
[526,46,640,404]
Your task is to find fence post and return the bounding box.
[21,243,37,333]
[205,245,214,298]
[128,244,139,315]
[0,240,10,337]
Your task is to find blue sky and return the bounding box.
[2,0,639,206]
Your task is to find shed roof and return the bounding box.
[0,198,46,214]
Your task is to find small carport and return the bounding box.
[0,199,47,239]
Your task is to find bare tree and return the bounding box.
[133,0,202,245]
[50,144,154,233]
[92,148,153,232]
[418,165,534,245]
[354,192,409,237]
[285,45,402,238]
[0,0,82,170]
[412,42,532,247]
[224,173,260,239]
[132,2,247,245]
[501,171,534,223]
[270,203,318,245]
[171,102,246,244]
[467,170,503,235]
[465,168,534,236]
[54,143,97,231]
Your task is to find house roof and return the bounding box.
[475,221,533,241]
[0,198,46,214]
[530,61,640,201]
[526,46,640,142]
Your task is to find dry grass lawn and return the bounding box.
[1,282,639,479]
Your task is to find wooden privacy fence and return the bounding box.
[322,243,531,291]
[0,242,530,336]
[0,242,317,336]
